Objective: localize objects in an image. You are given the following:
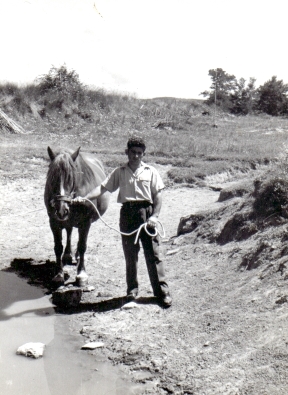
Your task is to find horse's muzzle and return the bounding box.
[50,195,72,221]
[55,207,70,221]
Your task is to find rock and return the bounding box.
[177,213,205,236]
[83,285,95,292]
[97,291,113,297]
[166,248,180,255]
[81,341,105,350]
[80,325,92,334]
[122,301,139,309]
[218,182,253,202]
[16,342,45,358]
[275,295,288,305]
[52,286,82,307]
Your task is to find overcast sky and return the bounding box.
[0,0,287,99]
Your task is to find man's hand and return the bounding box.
[71,196,86,205]
[147,215,158,229]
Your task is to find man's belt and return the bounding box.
[122,201,152,208]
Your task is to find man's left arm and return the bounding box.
[147,190,163,228]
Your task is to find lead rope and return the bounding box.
[83,198,165,244]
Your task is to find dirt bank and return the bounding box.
[1,168,288,394]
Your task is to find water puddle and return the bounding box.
[0,271,143,395]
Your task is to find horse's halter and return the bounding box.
[50,193,75,208]
[47,147,81,218]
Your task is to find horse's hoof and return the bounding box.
[52,273,65,285]
[76,272,88,287]
[62,254,73,266]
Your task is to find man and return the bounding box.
[72,136,172,307]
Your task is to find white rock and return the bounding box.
[81,341,105,350]
[166,248,180,255]
[16,342,45,358]
[122,301,139,309]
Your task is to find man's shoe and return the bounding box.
[159,291,172,307]
[126,290,138,302]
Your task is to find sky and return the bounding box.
[0,0,287,99]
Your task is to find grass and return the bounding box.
[1,83,288,184]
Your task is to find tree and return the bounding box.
[230,77,257,115]
[256,76,288,116]
[201,68,237,111]
[246,77,258,113]
[36,64,85,102]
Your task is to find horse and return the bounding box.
[44,146,110,287]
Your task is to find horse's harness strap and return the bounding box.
[50,195,73,206]
[55,195,72,202]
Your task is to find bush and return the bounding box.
[0,82,20,96]
[36,64,85,103]
[253,177,288,218]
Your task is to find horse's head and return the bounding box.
[46,146,81,222]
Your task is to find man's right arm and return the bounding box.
[72,167,119,205]
[72,185,108,204]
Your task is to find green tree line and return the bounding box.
[201,68,288,116]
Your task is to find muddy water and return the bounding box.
[0,271,142,395]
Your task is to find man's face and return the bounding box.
[126,146,145,166]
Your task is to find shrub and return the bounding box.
[36,64,85,103]
[253,177,288,218]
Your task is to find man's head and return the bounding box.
[125,136,146,168]
[127,136,146,152]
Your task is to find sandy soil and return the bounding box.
[1,164,288,395]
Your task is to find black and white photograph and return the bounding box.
[1,1,288,394]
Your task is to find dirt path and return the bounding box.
[1,173,288,394]
[0,174,219,264]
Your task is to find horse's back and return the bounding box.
[78,152,110,217]
[80,152,106,179]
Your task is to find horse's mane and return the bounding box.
[46,150,97,197]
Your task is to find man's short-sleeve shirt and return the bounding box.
[102,162,165,204]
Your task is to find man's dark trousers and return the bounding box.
[120,201,169,297]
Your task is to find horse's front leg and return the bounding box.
[62,227,73,266]
[50,220,65,285]
[75,223,91,287]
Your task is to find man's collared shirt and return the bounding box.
[101,162,165,204]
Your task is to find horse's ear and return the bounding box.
[71,147,81,162]
[47,146,55,161]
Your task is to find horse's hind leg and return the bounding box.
[75,224,91,287]
[62,227,73,266]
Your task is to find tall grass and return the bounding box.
[1,81,288,184]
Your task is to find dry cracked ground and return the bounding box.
[1,158,288,395]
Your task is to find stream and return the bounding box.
[0,271,142,395]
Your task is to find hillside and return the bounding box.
[1,86,288,393]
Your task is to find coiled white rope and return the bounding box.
[84,198,165,244]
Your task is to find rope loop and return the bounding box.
[84,198,165,244]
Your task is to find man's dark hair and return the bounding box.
[127,136,146,151]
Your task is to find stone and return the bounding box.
[97,291,113,297]
[83,285,95,292]
[52,286,82,307]
[16,342,45,358]
[81,341,105,350]
[80,325,93,335]
[177,213,205,236]
[166,248,181,255]
[122,301,139,309]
